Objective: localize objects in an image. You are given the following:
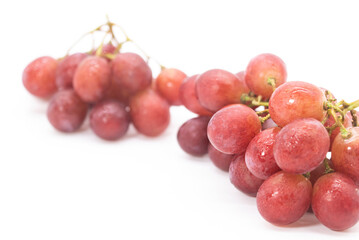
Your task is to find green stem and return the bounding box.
[344,99,359,113]
[259,113,271,123]
[324,158,334,174]
[241,94,269,107]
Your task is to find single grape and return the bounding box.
[56,53,88,89]
[103,78,131,105]
[23,56,58,98]
[229,154,264,196]
[207,104,261,154]
[245,127,281,180]
[269,81,326,127]
[332,127,359,185]
[92,43,116,56]
[129,88,170,137]
[73,56,111,103]
[177,116,211,156]
[344,111,359,127]
[112,52,152,95]
[47,90,88,132]
[156,68,187,106]
[312,172,359,231]
[90,100,130,140]
[262,118,277,130]
[208,143,235,171]
[309,160,333,186]
[274,118,330,174]
[256,171,312,225]
[179,75,213,116]
[235,71,250,93]
[245,53,287,99]
[196,69,248,112]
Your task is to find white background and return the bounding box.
[1,0,359,239]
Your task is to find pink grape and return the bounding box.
[177,117,210,156]
[207,104,261,154]
[269,81,326,127]
[208,143,235,171]
[245,53,287,99]
[73,56,111,103]
[245,127,281,180]
[47,90,88,132]
[130,88,170,137]
[262,118,277,130]
[235,71,250,93]
[179,75,213,116]
[90,100,130,140]
[56,53,87,89]
[229,154,264,196]
[196,69,248,112]
[156,68,187,106]
[256,171,312,225]
[23,56,58,98]
[312,172,359,231]
[274,118,330,174]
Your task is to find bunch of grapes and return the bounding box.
[177,54,359,231]
[23,19,188,139]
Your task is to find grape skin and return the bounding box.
[47,90,88,132]
[256,171,312,225]
[56,53,88,89]
[269,81,326,127]
[208,143,235,171]
[156,68,187,106]
[23,56,58,98]
[177,117,210,156]
[73,56,111,103]
[129,88,170,137]
[90,100,130,140]
[273,118,330,174]
[312,172,359,231]
[207,104,261,155]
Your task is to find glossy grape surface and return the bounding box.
[156,68,187,106]
[56,53,87,89]
[256,171,312,225]
[208,143,235,171]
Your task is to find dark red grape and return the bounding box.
[156,68,187,106]
[112,52,152,95]
[129,88,170,137]
[73,56,111,103]
[196,69,248,112]
[274,118,330,174]
[177,116,210,156]
[245,53,287,99]
[47,90,88,132]
[229,155,264,196]
[208,143,235,171]
[207,104,261,154]
[256,171,312,225]
[90,100,130,140]
[269,81,326,127]
[312,172,359,231]
[56,53,88,89]
[245,127,281,180]
[179,75,213,116]
[23,56,58,98]
[332,127,359,185]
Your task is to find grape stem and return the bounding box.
[241,94,269,107]
[324,158,334,174]
[259,113,271,124]
[351,110,358,127]
[267,78,276,91]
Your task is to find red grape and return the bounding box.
[90,100,130,140]
[332,127,359,185]
[112,52,152,95]
[235,71,250,93]
[23,56,58,98]
[208,143,235,171]
[56,53,88,89]
[269,81,326,127]
[207,104,261,154]
[262,118,277,130]
[274,118,330,174]
[245,53,287,99]
[344,111,359,127]
[229,154,264,196]
[177,116,210,156]
[196,69,248,112]
[256,171,312,225]
[245,127,281,180]
[73,56,111,103]
[312,172,359,231]
[47,90,88,132]
[156,68,187,106]
[179,75,213,116]
[103,78,131,105]
[94,43,116,55]
[129,88,170,137]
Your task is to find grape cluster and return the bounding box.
[177,54,359,231]
[23,20,359,231]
